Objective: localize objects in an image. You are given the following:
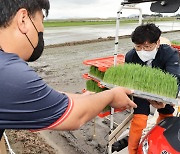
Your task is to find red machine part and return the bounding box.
[138,117,180,154]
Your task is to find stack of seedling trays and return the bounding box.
[83,54,125,118]
[83,55,179,118]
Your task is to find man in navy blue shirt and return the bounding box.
[0,0,137,151]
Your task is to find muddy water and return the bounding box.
[26,31,180,154]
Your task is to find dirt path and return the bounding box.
[5,31,180,154]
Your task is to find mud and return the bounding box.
[5,31,180,154]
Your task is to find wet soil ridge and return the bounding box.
[6,130,56,154]
[45,30,180,49]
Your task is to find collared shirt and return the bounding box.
[0,50,73,131]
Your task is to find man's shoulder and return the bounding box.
[126,48,136,57]
[158,44,179,60]
[0,50,18,59]
[0,51,36,84]
[0,51,27,68]
[125,48,136,62]
[159,44,177,55]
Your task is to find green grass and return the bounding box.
[43,20,116,27]
[103,64,178,98]
[43,19,142,27]
[43,17,179,27]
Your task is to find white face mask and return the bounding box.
[136,47,158,62]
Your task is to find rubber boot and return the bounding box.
[128,114,148,154]
[156,113,173,124]
[112,136,129,152]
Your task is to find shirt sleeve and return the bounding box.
[0,54,73,130]
[165,50,180,92]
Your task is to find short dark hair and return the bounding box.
[0,0,50,28]
[131,23,161,44]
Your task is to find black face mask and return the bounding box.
[25,17,44,62]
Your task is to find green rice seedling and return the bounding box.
[102,105,111,112]
[86,80,110,112]
[171,40,180,45]
[89,66,105,80]
[86,80,107,92]
[103,64,178,98]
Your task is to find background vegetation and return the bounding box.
[44,16,180,27]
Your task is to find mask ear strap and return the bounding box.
[28,15,39,33]
[25,15,39,49]
[25,33,35,49]
[156,39,161,48]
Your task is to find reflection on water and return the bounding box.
[44,21,180,45]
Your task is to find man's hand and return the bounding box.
[109,87,137,109]
[149,100,165,109]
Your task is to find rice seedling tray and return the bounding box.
[85,74,179,106]
[171,44,180,50]
[98,108,123,118]
[83,73,105,88]
[83,54,125,72]
[100,81,179,106]
[171,44,180,54]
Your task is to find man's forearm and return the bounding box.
[54,90,112,130]
[54,87,135,130]
[0,137,7,154]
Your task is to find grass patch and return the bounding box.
[43,20,116,27]
[43,17,179,27]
